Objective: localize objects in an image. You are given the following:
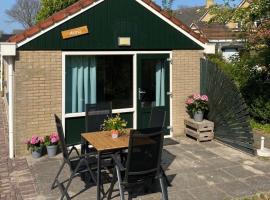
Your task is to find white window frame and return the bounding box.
[62,51,173,138]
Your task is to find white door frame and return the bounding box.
[62,51,173,138]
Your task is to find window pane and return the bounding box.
[66,55,133,114]
[96,56,133,109]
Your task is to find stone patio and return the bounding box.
[25,137,270,200]
[1,97,270,200]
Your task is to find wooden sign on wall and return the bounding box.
[61,26,89,39]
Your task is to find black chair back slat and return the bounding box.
[85,102,112,132]
[124,128,164,184]
[54,114,69,161]
[148,107,166,128]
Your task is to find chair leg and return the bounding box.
[161,166,171,187]
[83,158,97,184]
[107,168,117,200]
[128,192,132,200]
[60,159,86,200]
[60,171,75,200]
[159,175,168,200]
[116,166,125,200]
[51,160,66,190]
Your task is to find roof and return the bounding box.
[174,6,206,27]
[194,22,240,40]
[8,0,207,45]
[0,34,14,42]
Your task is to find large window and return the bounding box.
[65,55,133,114]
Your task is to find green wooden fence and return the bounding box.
[200,59,255,155]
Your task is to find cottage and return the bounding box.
[0,0,215,158]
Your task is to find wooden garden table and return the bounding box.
[81,131,130,200]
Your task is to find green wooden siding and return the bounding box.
[19,0,202,50]
[65,112,133,144]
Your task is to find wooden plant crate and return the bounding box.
[184,118,214,142]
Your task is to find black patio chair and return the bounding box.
[85,102,112,132]
[52,114,97,200]
[107,128,168,200]
[83,102,112,153]
[148,107,166,128]
[148,108,171,186]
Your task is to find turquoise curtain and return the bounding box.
[68,56,96,113]
[155,61,165,106]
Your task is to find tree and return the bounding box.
[161,0,175,13]
[36,0,79,22]
[208,0,270,124]
[5,0,40,28]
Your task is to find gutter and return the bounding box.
[0,43,16,159]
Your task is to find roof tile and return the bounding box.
[65,2,82,14]
[52,11,68,23]
[141,0,152,5]
[38,18,54,29]
[80,0,95,8]
[8,34,25,43]
[24,26,40,37]
[160,10,171,19]
[149,2,162,12]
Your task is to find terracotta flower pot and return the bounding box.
[111,130,119,139]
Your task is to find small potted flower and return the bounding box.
[101,114,128,138]
[44,133,59,157]
[26,135,44,159]
[186,94,209,122]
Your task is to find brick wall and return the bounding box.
[14,51,62,156]
[172,50,203,136]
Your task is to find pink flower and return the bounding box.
[186,98,194,105]
[201,95,208,101]
[193,93,201,100]
[51,137,58,143]
[30,136,38,145]
[38,137,44,143]
[50,133,59,144]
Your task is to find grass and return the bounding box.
[237,193,270,200]
[251,119,270,134]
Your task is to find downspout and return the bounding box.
[1,43,16,159]
[7,57,14,158]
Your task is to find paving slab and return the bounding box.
[222,165,258,179]
[244,175,270,192]
[216,180,257,198]
[188,185,232,200]
[194,169,235,185]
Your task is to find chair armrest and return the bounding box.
[111,153,125,171]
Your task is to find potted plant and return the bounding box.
[101,114,128,138]
[44,133,59,157]
[26,135,44,159]
[186,94,209,122]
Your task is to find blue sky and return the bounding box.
[0,0,240,34]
